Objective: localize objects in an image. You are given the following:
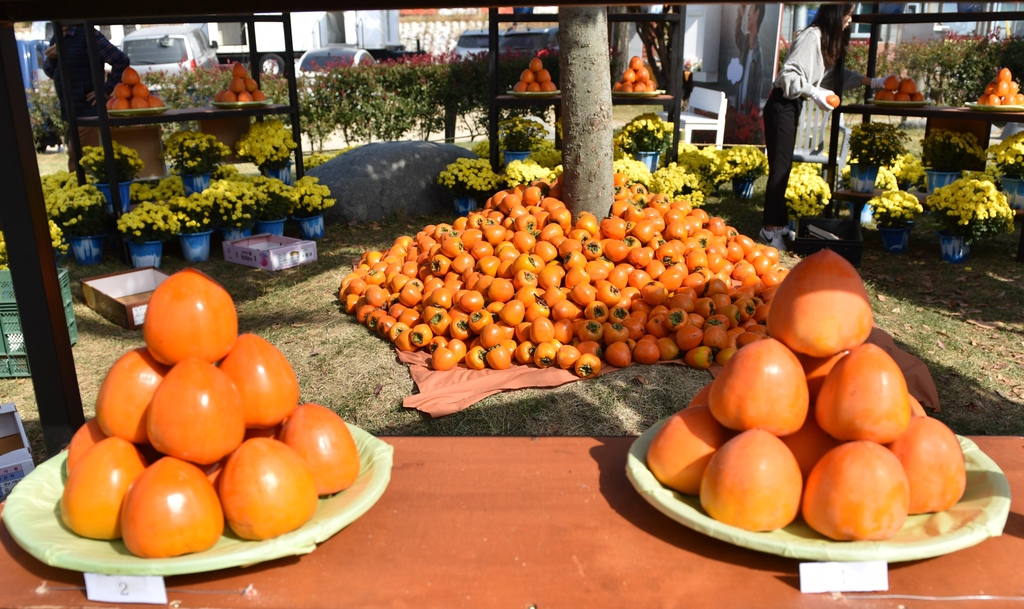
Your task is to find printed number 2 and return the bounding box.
[119,581,130,596]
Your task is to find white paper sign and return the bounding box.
[799,561,888,594]
[132,304,148,327]
[84,573,168,605]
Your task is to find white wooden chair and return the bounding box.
[793,103,850,167]
[678,86,727,149]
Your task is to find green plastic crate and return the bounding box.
[0,269,78,378]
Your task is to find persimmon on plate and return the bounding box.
[0,423,393,576]
[626,416,1010,562]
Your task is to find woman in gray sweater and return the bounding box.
[759,3,891,250]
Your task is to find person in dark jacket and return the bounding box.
[42,26,129,171]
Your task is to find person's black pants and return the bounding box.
[762,88,802,227]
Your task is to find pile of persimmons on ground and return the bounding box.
[340,174,789,378]
[649,249,966,540]
[61,269,360,558]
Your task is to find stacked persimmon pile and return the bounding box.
[340,174,789,378]
[214,62,268,103]
[106,66,165,110]
[61,269,360,558]
[648,250,966,541]
[873,75,924,103]
[977,67,1024,106]
[613,56,658,93]
[512,56,557,93]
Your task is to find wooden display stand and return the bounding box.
[111,126,164,179]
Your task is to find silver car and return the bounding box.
[121,25,219,76]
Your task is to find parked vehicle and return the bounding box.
[120,25,219,76]
[500,26,559,55]
[453,29,490,58]
[208,11,412,75]
[297,47,375,74]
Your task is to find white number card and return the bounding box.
[800,561,888,593]
[84,573,168,605]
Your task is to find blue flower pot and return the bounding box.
[846,202,874,225]
[263,162,294,186]
[221,227,253,241]
[178,231,212,263]
[295,214,325,240]
[849,165,879,193]
[1001,175,1024,210]
[879,225,912,254]
[937,230,970,263]
[502,150,531,165]
[69,234,104,265]
[732,177,755,199]
[181,173,212,197]
[635,151,661,173]
[925,170,960,196]
[454,196,478,216]
[255,218,287,236]
[95,181,132,214]
[126,240,163,269]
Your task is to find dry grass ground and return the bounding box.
[9,147,1024,464]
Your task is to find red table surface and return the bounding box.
[1,436,1023,609]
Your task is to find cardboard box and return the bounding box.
[81,267,171,330]
[222,234,318,272]
[112,126,166,179]
[0,403,34,501]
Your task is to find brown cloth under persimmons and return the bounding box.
[398,326,940,418]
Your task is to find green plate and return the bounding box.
[211,100,272,109]
[613,89,666,98]
[506,90,560,98]
[626,417,1011,563]
[965,102,1024,112]
[870,99,935,108]
[1,424,393,576]
[107,107,169,117]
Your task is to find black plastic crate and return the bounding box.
[790,218,864,267]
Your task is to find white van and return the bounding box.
[121,25,219,76]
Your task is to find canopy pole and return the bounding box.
[0,22,84,456]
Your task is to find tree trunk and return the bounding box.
[558,7,614,218]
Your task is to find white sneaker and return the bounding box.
[758,227,789,251]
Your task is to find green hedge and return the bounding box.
[28,51,560,152]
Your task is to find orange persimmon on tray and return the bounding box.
[340,172,789,382]
[1,269,393,575]
[107,66,167,115]
[626,250,1011,561]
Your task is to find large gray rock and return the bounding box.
[307,141,476,224]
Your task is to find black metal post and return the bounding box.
[667,9,683,163]
[0,23,84,456]
[282,13,304,179]
[488,8,500,173]
[52,22,85,185]
[83,21,122,218]
[865,4,882,104]
[247,20,260,90]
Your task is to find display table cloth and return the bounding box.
[2,435,1022,608]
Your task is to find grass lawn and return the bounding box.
[7,150,1024,465]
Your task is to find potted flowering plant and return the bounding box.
[131,176,184,204]
[235,120,298,184]
[44,184,108,265]
[868,190,923,254]
[291,176,336,239]
[503,159,555,189]
[497,117,548,165]
[650,163,707,208]
[203,178,264,241]
[168,193,216,263]
[987,131,1024,210]
[437,158,502,215]
[79,142,145,213]
[847,123,908,193]
[116,202,180,269]
[921,130,986,195]
[253,176,297,236]
[615,113,674,172]
[721,145,768,199]
[164,131,232,196]
[926,177,1016,263]
[785,163,831,225]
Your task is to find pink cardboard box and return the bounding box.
[222,234,318,271]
